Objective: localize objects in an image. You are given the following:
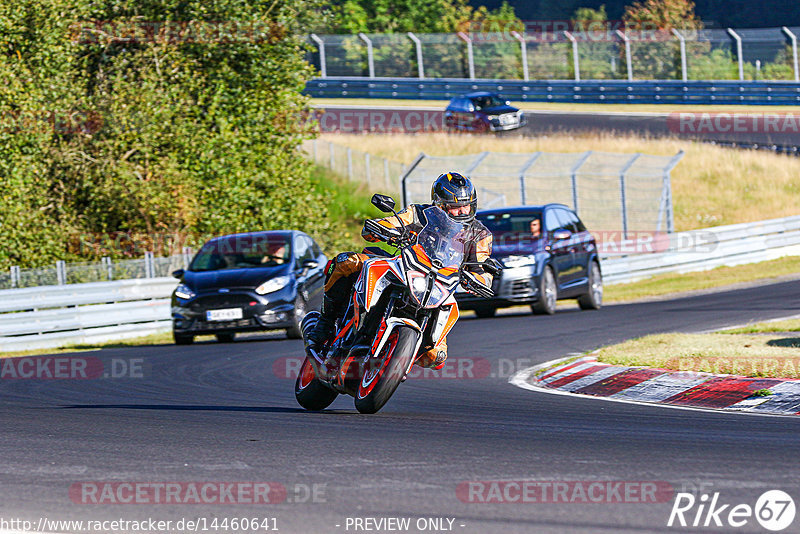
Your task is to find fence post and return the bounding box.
[619,154,642,240]
[407,32,424,79]
[569,151,592,213]
[616,30,633,81]
[511,31,529,81]
[144,251,155,278]
[310,34,326,78]
[102,256,113,280]
[183,247,193,269]
[383,157,390,189]
[358,33,375,78]
[365,152,371,185]
[10,265,20,288]
[662,150,684,233]
[727,28,744,81]
[783,27,799,82]
[347,148,353,180]
[518,152,542,205]
[457,32,475,80]
[671,29,688,82]
[56,260,66,285]
[564,31,580,81]
[400,153,426,207]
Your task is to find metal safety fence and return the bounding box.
[307,26,800,82]
[301,139,407,194]
[401,150,683,235]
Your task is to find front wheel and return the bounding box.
[578,261,603,310]
[531,267,557,315]
[286,297,307,339]
[295,357,338,411]
[474,306,496,319]
[354,326,419,414]
[174,331,194,345]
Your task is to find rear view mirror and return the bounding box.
[302,259,319,271]
[172,269,185,279]
[371,194,396,213]
[482,258,503,277]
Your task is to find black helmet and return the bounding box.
[431,172,477,223]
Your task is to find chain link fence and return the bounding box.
[308,26,800,81]
[301,139,407,194]
[0,253,189,291]
[401,150,683,235]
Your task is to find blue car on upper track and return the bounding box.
[444,91,526,132]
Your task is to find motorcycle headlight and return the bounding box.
[255,275,291,295]
[503,255,536,268]
[174,284,195,300]
[407,271,429,303]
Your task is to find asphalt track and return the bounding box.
[2,279,800,534]
[314,104,800,149]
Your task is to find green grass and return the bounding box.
[604,256,800,303]
[311,97,800,113]
[596,332,800,379]
[722,319,800,334]
[0,331,183,359]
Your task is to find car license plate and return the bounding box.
[206,308,243,321]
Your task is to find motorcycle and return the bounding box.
[295,194,501,414]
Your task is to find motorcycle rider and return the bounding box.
[305,172,493,370]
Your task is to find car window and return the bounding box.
[544,209,562,233]
[555,209,579,233]
[294,236,314,267]
[309,237,322,257]
[564,209,587,232]
[470,95,504,110]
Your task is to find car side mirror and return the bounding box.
[371,194,396,213]
[302,259,319,271]
[482,258,503,277]
[172,269,185,279]
[552,230,572,241]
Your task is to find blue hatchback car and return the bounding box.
[444,91,525,132]
[170,231,327,344]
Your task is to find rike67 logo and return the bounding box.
[668,490,795,531]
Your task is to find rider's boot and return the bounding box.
[304,295,339,355]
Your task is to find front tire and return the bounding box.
[286,297,307,339]
[295,357,338,411]
[354,326,419,414]
[174,332,194,345]
[578,261,603,310]
[531,267,557,315]
[474,306,496,319]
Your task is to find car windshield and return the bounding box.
[416,207,466,268]
[189,235,291,272]
[471,95,505,110]
[478,211,544,252]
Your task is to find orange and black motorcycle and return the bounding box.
[295,195,500,414]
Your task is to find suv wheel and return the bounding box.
[532,267,557,315]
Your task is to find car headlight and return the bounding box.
[503,255,536,268]
[255,275,291,295]
[174,284,195,300]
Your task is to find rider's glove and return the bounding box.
[460,270,494,298]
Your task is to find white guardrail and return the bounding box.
[1,215,799,353]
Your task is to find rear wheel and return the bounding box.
[286,297,307,339]
[215,332,235,343]
[354,326,419,414]
[531,267,557,315]
[173,332,194,345]
[474,306,496,319]
[295,357,338,411]
[578,261,603,310]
